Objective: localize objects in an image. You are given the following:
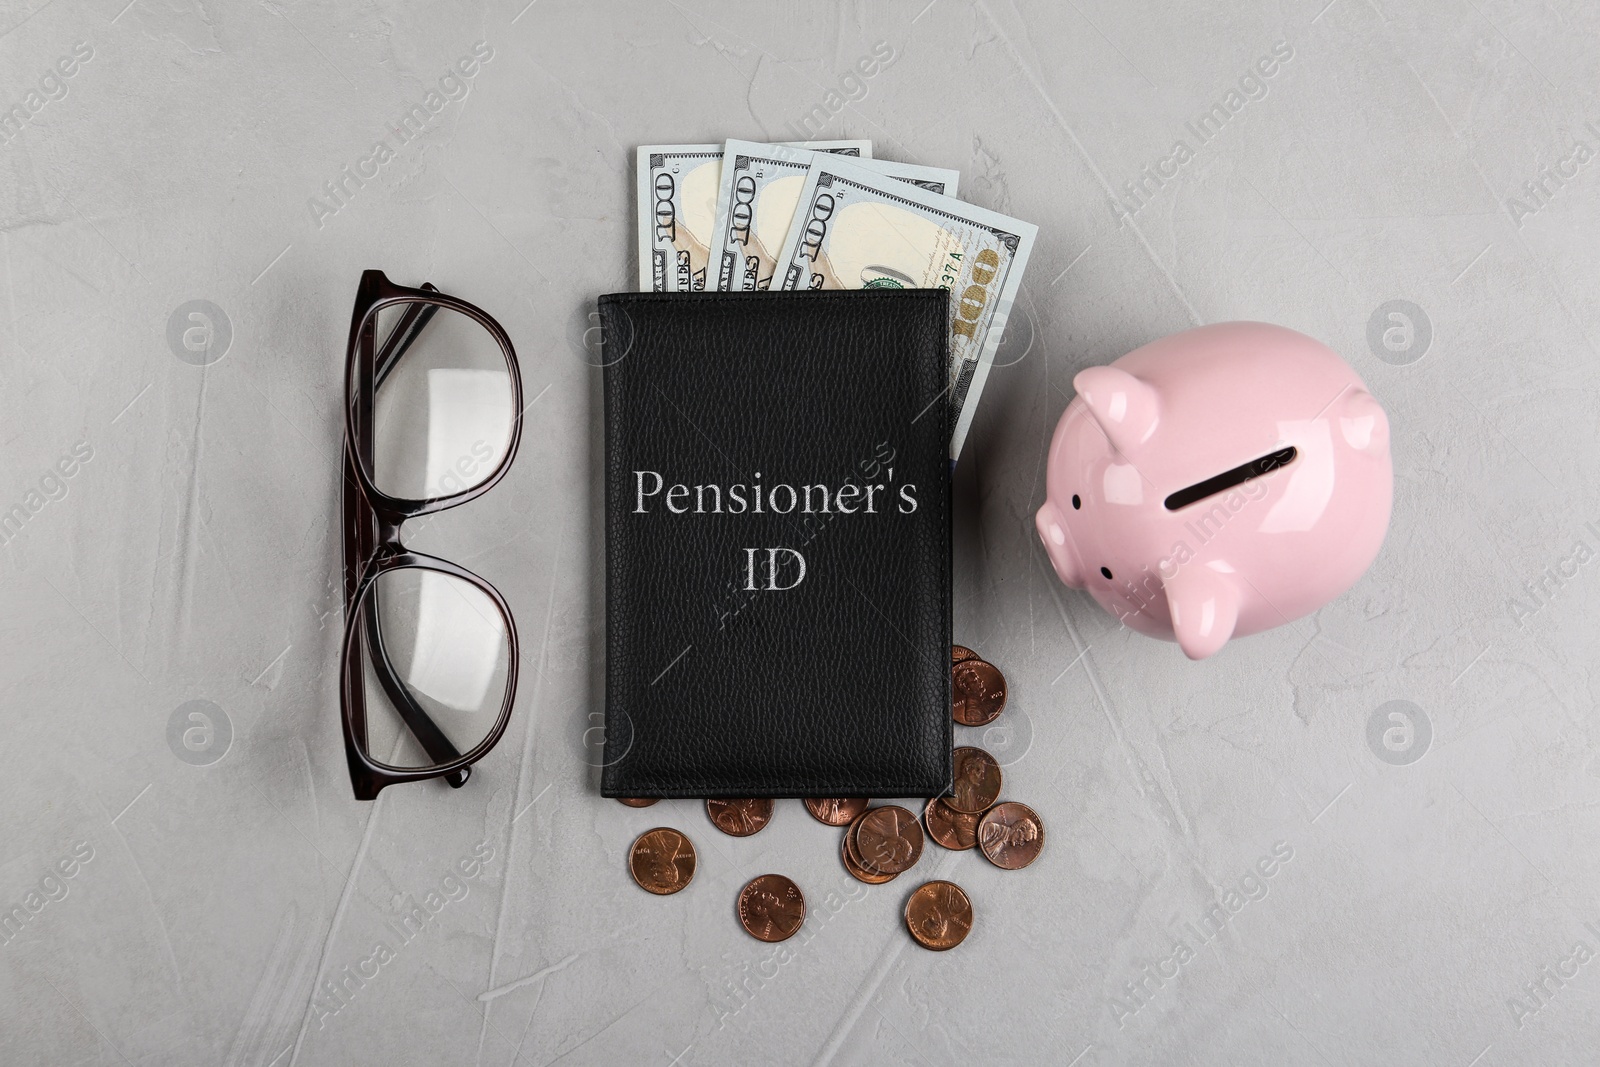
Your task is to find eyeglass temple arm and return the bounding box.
[361,595,470,788]
[374,282,441,389]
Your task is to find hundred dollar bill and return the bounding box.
[635,141,870,292]
[773,156,1037,459]
[706,141,961,292]
[853,156,961,197]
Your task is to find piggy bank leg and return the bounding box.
[1035,502,1086,588]
[1338,388,1390,453]
[1164,567,1241,660]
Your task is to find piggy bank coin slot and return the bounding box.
[1163,446,1297,511]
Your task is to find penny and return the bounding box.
[617,797,658,808]
[844,809,873,869]
[853,805,924,875]
[628,827,696,895]
[848,808,895,873]
[736,874,806,943]
[904,880,974,950]
[946,747,1003,813]
[951,644,979,665]
[978,801,1045,870]
[840,832,896,885]
[924,798,980,851]
[952,658,1007,727]
[706,798,774,837]
[804,797,869,827]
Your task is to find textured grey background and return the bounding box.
[1,0,1597,1064]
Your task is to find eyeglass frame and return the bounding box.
[339,268,524,801]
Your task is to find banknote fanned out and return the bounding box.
[771,155,1037,460]
[632,139,1038,458]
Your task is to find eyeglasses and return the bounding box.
[340,270,524,801]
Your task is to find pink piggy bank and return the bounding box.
[1035,322,1392,659]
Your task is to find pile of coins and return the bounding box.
[622,645,1044,952]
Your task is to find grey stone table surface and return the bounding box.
[2,0,1597,1064]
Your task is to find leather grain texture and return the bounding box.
[599,290,952,798]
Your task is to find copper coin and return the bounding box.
[952,644,979,664]
[952,658,1007,726]
[628,827,696,895]
[736,874,806,943]
[840,832,897,885]
[924,798,980,851]
[617,797,658,808]
[853,805,924,875]
[844,809,872,868]
[846,809,886,872]
[946,747,1003,813]
[904,880,974,950]
[804,797,869,826]
[978,801,1045,870]
[706,798,774,837]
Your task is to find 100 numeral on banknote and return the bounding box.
[637,142,869,292]
[707,140,960,293]
[775,160,1037,459]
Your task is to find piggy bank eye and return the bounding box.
[1100,567,1113,580]
[1071,494,1081,510]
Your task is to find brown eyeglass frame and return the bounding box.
[340,269,524,801]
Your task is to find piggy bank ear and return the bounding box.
[1163,566,1240,660]
[1073,366,1160,458]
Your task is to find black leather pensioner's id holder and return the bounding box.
[599,289,952,798]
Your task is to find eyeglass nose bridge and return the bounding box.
[373,511,407,554]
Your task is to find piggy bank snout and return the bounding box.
[1035,501,1086,587]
